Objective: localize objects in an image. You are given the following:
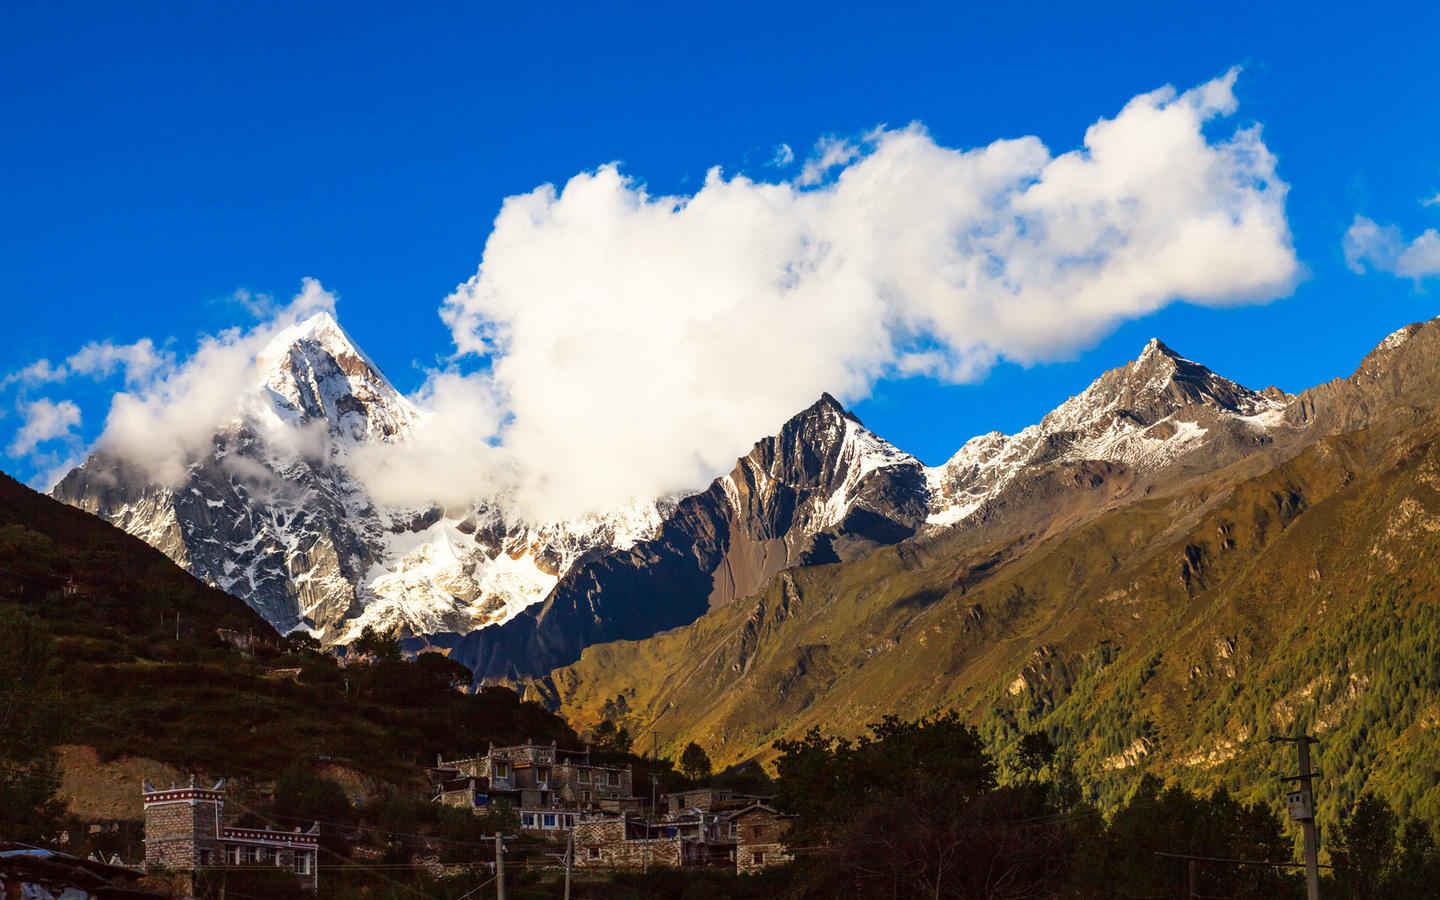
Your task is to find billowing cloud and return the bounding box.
[66,338,170,385]
[3,339,169,389]
[9,399,81,456]
[1345,214,1440,279]
[770,143,795,167]
[19,70,1299,524]
[417,67,1297,520]
[92,279,338,486]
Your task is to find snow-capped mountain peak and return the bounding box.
[254,311,419,446]
[53,309,669,642]
[925,338,1292,527]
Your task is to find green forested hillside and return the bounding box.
[0,469,575,787]
[538,405,1440,843]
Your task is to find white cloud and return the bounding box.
[1,358,67,388]
[9,398,81,456]
[770,143,795,167]
[797,135,862,186]
[3,339,170,390]
[349,370,511,509]
[1345,215,1440,279]
[87,279,338,486]
[1422,192,1440,207]
[229,287,279,319]
[66,338,170,385]
[419,67,1297,521]
[27,70,1299,524]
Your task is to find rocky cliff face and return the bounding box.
[534,316,1440,799]
[53,311,671,641]
[444,393,933,680]
[59,305,1404,684]
[446,339,1314,681]
[924,338,1293,529]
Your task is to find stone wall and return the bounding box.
[572,820,683,870]
[734,808,793,874]
[142,795,221,870]
[737,841,791,874]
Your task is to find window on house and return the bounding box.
[537,767,550,784]
[248,847,261,864]
[607,771,619,786]
[754,851,766,865]
[581,790,591,804]
[578,768,590,783]
[298,852,312,875]
[521,813,536,828]
[589,847,600,859]
[494,762,509,778]
[199,849,212,867]
[227,846,241,866]
[543,813,556,829]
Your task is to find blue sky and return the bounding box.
[4,0,1440,504]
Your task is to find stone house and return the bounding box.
[660,787,769,815]
[434,741,634,828]
[571,817,688,870]
[141,777,319,892]
[730,803,793,874]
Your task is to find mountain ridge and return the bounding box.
[529,315,1440,832]
[52,310,1316,684]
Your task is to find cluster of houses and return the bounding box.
[104,741,792,894]
[431,740,794,875]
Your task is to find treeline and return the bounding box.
[767,711,1440,899]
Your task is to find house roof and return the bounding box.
[0,844,165,898]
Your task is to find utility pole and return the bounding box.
[1271,730,1321,900]
[563,828,572,900]
[498,833,509,900]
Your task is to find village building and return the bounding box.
[141,777,319,892]
[571,816,692,870]
[660,787,771,815]
[729,803,794,874]
[433,744,794,875]
[433,741,635,832]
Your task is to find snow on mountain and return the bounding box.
[924,338,1292,528]
[56,318,1295,661]
[53,311,676,644]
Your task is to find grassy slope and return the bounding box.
[539,414,1440,826]
[0,470,575,789]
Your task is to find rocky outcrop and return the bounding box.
[446,394,932,680]
[53,311,672,641]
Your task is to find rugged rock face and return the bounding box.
[533,316,1440,801]
[925,338,1294,529]
[53,312,671,641]
[444,394,932,680]
[60,304,1421,685]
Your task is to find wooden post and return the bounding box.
[563,829,572,900]
[1271,731,1322,900]
[495,833,506,900]
[1297,737,1321,900]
